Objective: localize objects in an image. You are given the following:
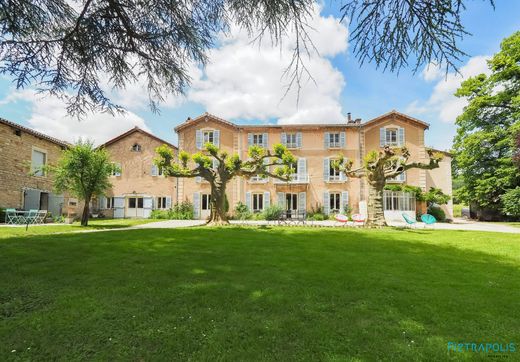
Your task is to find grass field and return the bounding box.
[1,226,519,360]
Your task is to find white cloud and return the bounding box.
[421,62,444,82]
[189,4,348,124]
[406,56,491,123]
[3,89,150,145]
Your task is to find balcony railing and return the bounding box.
[274,173,309,184]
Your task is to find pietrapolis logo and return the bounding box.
[448,342,516,354]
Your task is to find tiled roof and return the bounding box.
[100,126,177,149]
[0,117,70,147]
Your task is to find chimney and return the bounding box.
[355,118,361,124]
[347,112,352,122]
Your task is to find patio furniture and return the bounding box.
[5,208,22,225]
[296,210,307,225]
[35,210,48,224]
[334,214,350,227]
[420,213,437,227]
[351,214,366,227]
[402,213,417,228]
[25,209,39,224]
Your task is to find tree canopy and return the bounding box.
[0,0,490,116]
[50,140,116,226]
[453,31,520,217]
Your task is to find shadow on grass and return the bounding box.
[0,227,519,361]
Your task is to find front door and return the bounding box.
[127,197,144,218]
[285,193,298,217]
[201,194,211,219]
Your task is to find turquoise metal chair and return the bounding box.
[402,213,417,228]
[26,209,39,224]
[420,213,437,227]
[5,208,20,224]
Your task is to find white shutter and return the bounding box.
[324,132,330,149]
[196,130,203,149]
[114,197,125,218]
[151,164,158,176]
[245,192,251,210]
[166,196,172,209]
[297,158,306,181]
[323,158,330,182]
[380,128,386,147]
[98,196,106,209]
[398,127,405,146]
[298,192,306,212]
[143,197,153,218]
[214,129,220,146]
[248,133,253,146]
[262,133,268,148]
[323,191,330,215]
[341,191,349,213]
[340,170,347,181]
[195,176,201,183]
[296,132,302,148]
[264,192,270,210]
[281,132,287,146]
[340,132,346,148]
[193,192,200,219]
[277,192,285,207]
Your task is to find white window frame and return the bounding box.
[286,133,298,149]
[106,197,114,209]
[329,192,341,214]
[383,191,416,211]
[328,132,341,148]
[252,193,264,213]
[203,131,214,145]
[31,147,47,177]
[328,159,341,182]
[157,196,168,209]
[252,133,264,146]
[385,128,398,147]
[201,194,212,211]
[111,162,121,177]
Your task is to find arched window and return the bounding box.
[131,143,142,152]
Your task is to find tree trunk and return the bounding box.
[367,182,386,227]
[81,195,91,226]
[207,182,229,226]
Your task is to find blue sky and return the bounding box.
[0,1,519,150]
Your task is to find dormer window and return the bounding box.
[131,143,142,152]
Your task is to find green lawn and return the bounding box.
[0,218,157,238]
[1,227,519,360]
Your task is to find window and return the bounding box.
[252,134,264,146]
[388,172,406,183]
[129,197,136,208]
[131,143,142,152]
[385,128,398,146]
[128,197,143,208]
[383,191,416,211]
[138,198,143,208]
[203,131,214,144]
[329,193,341,213]
[329,160,341,182]
[202,194,212,210]
[252,194,264,212]
[329,133,341,148]
[285,193,298,211]
[31,149,46,176]
[286,133,298,148]
[289,162,298,175]
[106,197,114,209]
[111,162,121,176]
[157,197,168,209]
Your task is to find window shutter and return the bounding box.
[263,133,268,148]
[166,196,172,209]
[297,158,306,181]
[296,132,302,148]
[324,132,330,148]
[245,192,251,210]
[214,129,220,146]
[151,164,158,176]
[193,192,200,219]
[196,130,203,149]
[340,132,346,148]
[298,192,306,212]
[99,196,106,209]
[248,133,253,146]
[398,127,405,146]
[380,128,386,147]
[264,192,270,209]
[323,191,330,215]
[400,171,406,182]
[341,191,349,213]
[281,132,287,146]
[195,176,201,183]
[277,192,285,207]
[323,158,330,181]
[340,170,347,181]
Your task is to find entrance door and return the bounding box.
[285,193,298,217]
[127,197,144,218]
[39,192,49,211]
[201,194,211,219]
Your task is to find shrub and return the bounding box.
[0,208,5,223]
[150,200,194,220]
[309,213,325,221]
[501,187,520,218]
[262,205,284,220]
[234,202,252,220]
[427,205,446,222]
[150,209,169,219]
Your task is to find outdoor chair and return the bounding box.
[296,210,307,225]
[351,214,366,227]
[402,213,418,228]
[334,214,350,227]
[420,214,437,227]
[35,210,48,224]
[5,208,21,225]
[25,209,39,224]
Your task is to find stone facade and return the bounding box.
[97,127,178,218]
[175,111,454,220]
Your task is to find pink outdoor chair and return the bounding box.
[334,214,350,227]
[351,214,366,227]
